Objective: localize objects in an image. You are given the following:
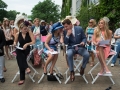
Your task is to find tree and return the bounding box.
[61,0,72,19]
[0,0,7,22]
[31,0,60,23]
[6,10,18,20]
[76,0,120,31]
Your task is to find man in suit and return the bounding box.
[62,19,89,81]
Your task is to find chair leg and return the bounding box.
[82,75,88,84]
[92,74,99,84]
[109,76,115,85]
[38,73,45,84]
[11,71,19,83]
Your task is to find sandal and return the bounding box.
[26,68,31,74]
[18,80,24,85]
[70,71,75,82]
[90,62,94,67]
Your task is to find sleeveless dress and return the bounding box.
[86,27,95,51]
[16,32,31,70]
[44,35,60,54]
[96,31,111,60]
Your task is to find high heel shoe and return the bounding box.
[70,71,75,82]
[26,68,31,74]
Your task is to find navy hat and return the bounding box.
[51,22,64,32]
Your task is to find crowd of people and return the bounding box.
[0,14,120,85]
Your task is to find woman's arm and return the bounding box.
[14,32,19,46]
[27,30,35,46]
[92,29,98,46]
[45,33,52,50]
[13,28,18,37]
[114,34,120,39]
[60,34,64,43]
[85,27,88,36]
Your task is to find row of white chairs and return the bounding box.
[9,37,117,84]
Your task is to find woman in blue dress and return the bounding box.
[43,22,64,74]
[86,19,96,66]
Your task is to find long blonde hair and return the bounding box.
[3,19,10,30]
[95,18,110,40]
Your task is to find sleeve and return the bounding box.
[114,29,118,35]
[63,31,69,44]
[0,30,6,48]
[81,27,87,43]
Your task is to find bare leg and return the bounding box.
[90,52,95,66]
[98,47,110,73]
[50,54,58,74]
[5,46,10,60]
[44,53,54,74]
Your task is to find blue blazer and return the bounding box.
[31,25,48,36]
[64,26,87,49]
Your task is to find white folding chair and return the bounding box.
[88,43,117,84]
[64,45,88,84]
[11,45,39,83]
[37,44,62,84]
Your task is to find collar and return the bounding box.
[72,25,75,36]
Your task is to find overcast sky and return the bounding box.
[3,0,62,15]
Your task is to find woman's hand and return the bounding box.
[94,42,99,46]
[23,44,28,50]
[87,40,91,44]
[49,49,54,52]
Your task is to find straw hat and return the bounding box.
[3,17,9,21]
[103,17,110,23]
[14,14,28,30]
[64,16,78,25]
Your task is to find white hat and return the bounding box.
[14,14,28,30]
[103,17,110,23]
[41,20,45,23]
[64,16,77,25]
[3,17,9,21]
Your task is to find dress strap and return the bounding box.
[100,32,105,40]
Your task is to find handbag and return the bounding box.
[47,74,57,81]
[47,73,64,81]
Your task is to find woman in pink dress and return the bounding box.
[92,17,112,75]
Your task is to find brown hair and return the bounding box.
[62,19,71,25]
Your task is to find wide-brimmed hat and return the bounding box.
[3,18,9,21]
[103,17,110,23]
[14,14,28,30]
[51,22,64,32]
[64,16,78,25]
[41,20,45,23]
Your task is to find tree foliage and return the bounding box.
[61,0,72,19]
[6,10,18,20]
[0,0,8,22]
[0,0,7,9]
[76,0,120,31]
[31,0,60,23]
